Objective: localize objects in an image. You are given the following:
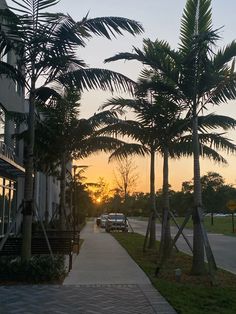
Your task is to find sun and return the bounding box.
[96,197,101,203]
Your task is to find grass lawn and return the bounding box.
[113,232,236,314]
[171,215,236,236]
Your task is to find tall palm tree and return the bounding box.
[105,0,236,274]
[0,0,143,259]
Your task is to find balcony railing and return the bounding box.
[0,141,16,162]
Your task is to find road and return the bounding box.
[128,218,236,274]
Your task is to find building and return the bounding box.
[0,0,26,236]
[0,0,61,236]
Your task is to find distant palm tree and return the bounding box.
[0,0,143,259]
[105,0,236,275]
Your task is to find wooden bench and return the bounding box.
[33,230,80,255]
[0,236,74,271]
[33,230,80,240]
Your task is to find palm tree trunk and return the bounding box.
[190,0,205,275]
[59,152,66,230]
[160,147,172,259]
[148,149,156,248]
[192,111,205,275]
[21,77,36,261]
[45,174,49,226]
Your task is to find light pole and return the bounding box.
[72,165,78,240]
[72,165,88,238]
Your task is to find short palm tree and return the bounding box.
[0,0,143,259]
[105,0,236,275]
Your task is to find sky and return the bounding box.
[8,0,236,192]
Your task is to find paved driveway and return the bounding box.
[129,218,236,274]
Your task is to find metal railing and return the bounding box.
[0,141,16,162]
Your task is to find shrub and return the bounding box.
[0,255,66,283]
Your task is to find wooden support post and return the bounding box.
[143,213,152,252]
[34,202,54,260]
[170,210,192,252]
[169,210,193,253]
[69,252,72,271]
[197,207,217,283]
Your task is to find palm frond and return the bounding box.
[109,143,148,162]
[104,51,144,64]
[57,68,136,94]
[198,133,236,154]
[73,136,130,159]
[199,145,227,163]
[198,114,236,131]
[35,86,62,103]
[77,16,143,40]
[0,61,25,85]
[102,97,143,111]
[87,110,119,129]
[209,72,236,105]
[179,0,213,53]
[213,41,236,70]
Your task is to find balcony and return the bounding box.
[0,141,25,176]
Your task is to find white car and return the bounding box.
[105,213,128,232]
[100,214,108,228]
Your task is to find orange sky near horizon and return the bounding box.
[75,151,236,193]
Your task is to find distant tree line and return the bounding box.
[93,172,236,218]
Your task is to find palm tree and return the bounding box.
[102,96,159,248]
[35,86,146,229]
[105,0,236,275]
[0,0,143,259]
[102,93,236,262]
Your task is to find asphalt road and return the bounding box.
[128,218,236,274]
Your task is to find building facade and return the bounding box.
[0,0,61,236]
[0,0,26,236]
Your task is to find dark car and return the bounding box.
[96,216,101,226]
[105,213,128,232]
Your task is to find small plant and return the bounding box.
[0,255,66,284]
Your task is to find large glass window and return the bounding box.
[0,177,16,237]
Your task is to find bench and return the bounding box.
[0,236,75,271]
[33,230,80,255]
[33,230,80,240]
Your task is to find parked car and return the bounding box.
[100,214,108,228]
[96,216,101,226]
[105,213,128,232]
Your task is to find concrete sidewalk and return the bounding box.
[63,221,176,313]
[0,221,177,313]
